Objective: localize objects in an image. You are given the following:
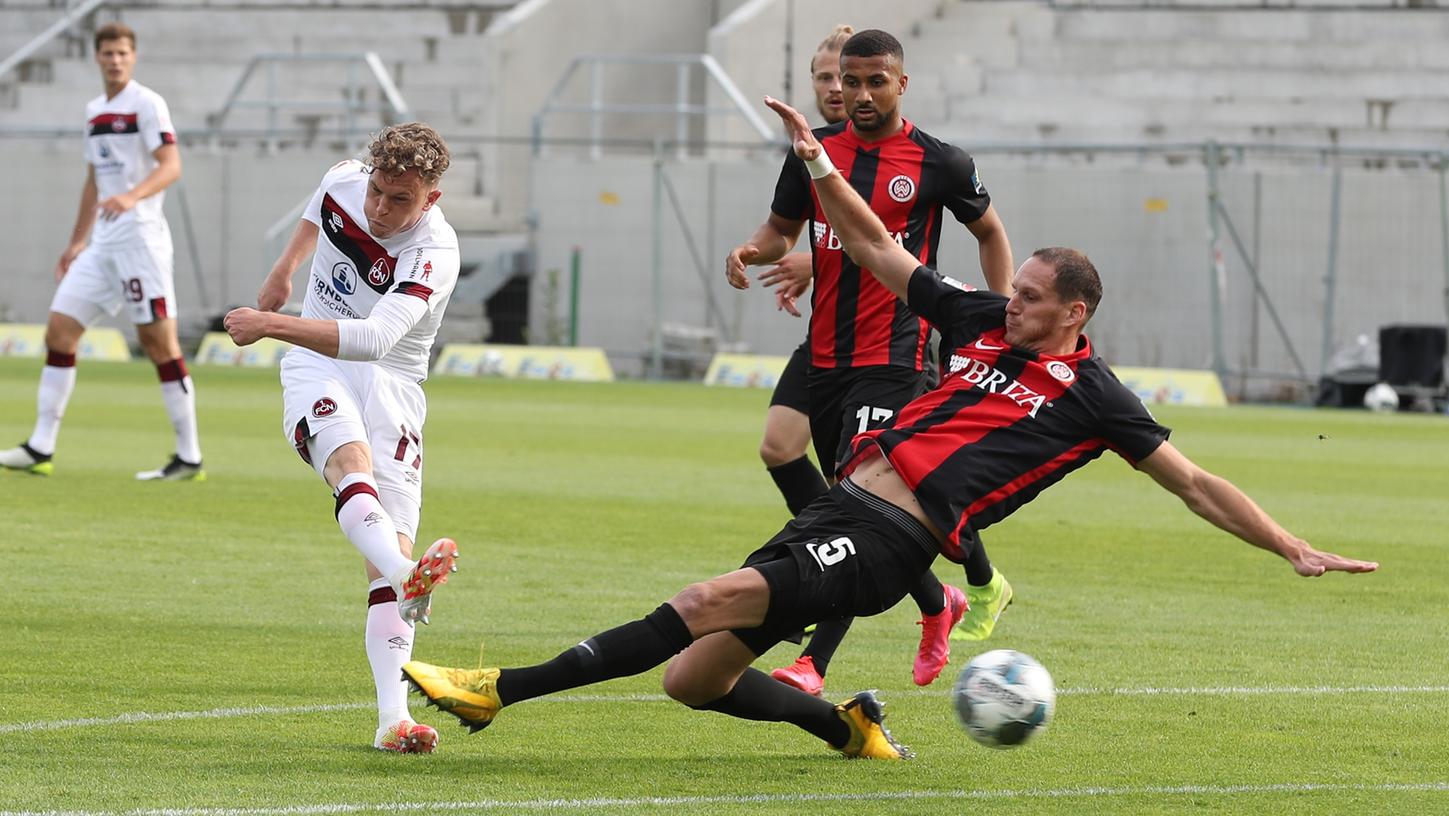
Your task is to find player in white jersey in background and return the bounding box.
[224,123,461,754]
[0,22,203,480]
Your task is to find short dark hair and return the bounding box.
[1033,247,1103,322]
[840,29,904,65]
[94,22,136,52]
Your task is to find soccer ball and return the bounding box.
[952,649,1055,749]
[1363,382,1399,412]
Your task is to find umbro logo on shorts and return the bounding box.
[312,397,338,418]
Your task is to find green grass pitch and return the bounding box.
[0,357,1445,814]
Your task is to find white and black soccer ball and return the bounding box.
[1363,382,1399,413]
[952,649,1055,749]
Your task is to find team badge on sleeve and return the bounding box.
[312,398,338,418]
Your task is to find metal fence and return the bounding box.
[1,128,1444,399]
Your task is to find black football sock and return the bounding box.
[801,618,852,677]
[767,456,829,515]
[909,571,946,616]
[692,667,849,747]
[964,540,995,587]
[495,603,694,705]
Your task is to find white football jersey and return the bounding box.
[83,80,175,247]
[301,160,459,383]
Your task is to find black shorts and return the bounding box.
[731,479,939,656]
[807,365,929,476]
[767,342,810,413]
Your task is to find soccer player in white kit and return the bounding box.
[223,123,461,754]
[0,23,203,480]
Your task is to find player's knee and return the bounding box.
[43,316,82,354]
[661,656,729,706]
[759,435,805,468]
[667,582,716,623]
[324,442,373,483]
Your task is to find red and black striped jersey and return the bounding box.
[770,119,992,371]
[841,266,1171,562]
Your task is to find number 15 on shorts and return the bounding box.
[806,536,857,571]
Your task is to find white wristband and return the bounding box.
[805,151,835,180]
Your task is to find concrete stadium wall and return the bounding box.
[531,154,1447,383]
[0,143,350,333]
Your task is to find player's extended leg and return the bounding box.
[760,405,828,515]
[364,531,438,754]
[403,569,765,732]
[134,317,205,481]
[0,312,84,475]
[324,442,456,624]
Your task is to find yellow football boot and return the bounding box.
[832,691,913,760]
[402,661,502,733]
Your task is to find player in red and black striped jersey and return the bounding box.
[391,99,1378,760]
[728,29,1015,693]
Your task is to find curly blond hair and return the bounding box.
[367,123,451,186]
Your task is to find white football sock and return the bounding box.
[28,362,77,455]
[334,472,414,585]
[157,359,202,463]
[366,577,414,729]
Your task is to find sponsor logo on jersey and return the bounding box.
[312,397,338,418]
[888,174,916,203]
[368,257,392,287]
[421,260,432,281]
[328,212,345,233]
[942,275,975,293]
[947,355,1049,418]
[97,143,111,159]
[1046,360,1076,383]
[313,278,362,319]
[813,223,907,251]
[331,262,356,295]
[971,171,985,196]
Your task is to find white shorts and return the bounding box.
[281,349,428,540]
[51,239,176,326]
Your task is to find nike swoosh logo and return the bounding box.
[974,339,1006,351]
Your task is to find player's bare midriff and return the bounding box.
[843,447,946,545]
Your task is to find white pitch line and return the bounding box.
[0,703,371,735]
[4,684,1447,735]
[3,782,1447,816]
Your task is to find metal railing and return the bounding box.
[207,52,410,141]
[530,53,776,160]
[0,0,106,82]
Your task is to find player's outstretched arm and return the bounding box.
[763,95,920,301]
[258,220,320,311]
[1137,441,1378,576]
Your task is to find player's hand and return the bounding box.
[759,253,813,317]
[1287,542,1378,577]
[224,307,270,346]
[763,96,821,162]
[53,244,85,282]
[97,192,138,221]
[257,270,292,312]
[726,243,759,289]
